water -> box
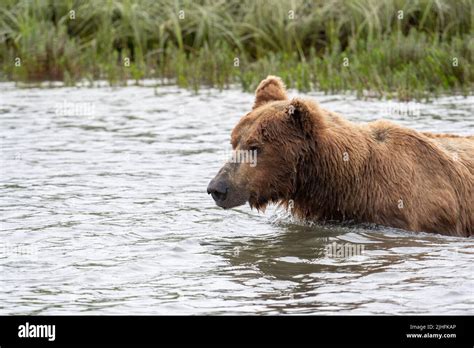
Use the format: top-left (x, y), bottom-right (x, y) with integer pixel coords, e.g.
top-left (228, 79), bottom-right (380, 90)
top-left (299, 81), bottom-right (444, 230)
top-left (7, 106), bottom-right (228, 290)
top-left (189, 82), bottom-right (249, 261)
top-left (1, 82), bottom-right (473, 315)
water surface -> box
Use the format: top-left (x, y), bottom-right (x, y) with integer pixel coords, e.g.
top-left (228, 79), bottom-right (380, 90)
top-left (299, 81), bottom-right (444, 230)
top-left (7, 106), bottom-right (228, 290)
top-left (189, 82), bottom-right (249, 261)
top-left (1, 83), bottom-right (473, 314)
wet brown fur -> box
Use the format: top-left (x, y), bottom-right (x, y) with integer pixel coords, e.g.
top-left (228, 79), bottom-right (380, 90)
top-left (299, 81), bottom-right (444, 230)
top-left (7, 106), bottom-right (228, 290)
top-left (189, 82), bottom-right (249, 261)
top-left (225, 76), bottom-right (473, 237)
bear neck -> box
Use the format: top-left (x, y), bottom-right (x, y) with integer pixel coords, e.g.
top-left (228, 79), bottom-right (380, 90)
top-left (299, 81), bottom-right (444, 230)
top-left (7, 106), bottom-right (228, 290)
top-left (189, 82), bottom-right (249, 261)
top-left (291, 118), bottom-right (371, 222)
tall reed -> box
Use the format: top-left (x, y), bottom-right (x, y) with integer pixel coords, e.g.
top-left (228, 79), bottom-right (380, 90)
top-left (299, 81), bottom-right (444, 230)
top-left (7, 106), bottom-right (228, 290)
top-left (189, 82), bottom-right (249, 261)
top-left (0, 0), bottom-right (472, 98)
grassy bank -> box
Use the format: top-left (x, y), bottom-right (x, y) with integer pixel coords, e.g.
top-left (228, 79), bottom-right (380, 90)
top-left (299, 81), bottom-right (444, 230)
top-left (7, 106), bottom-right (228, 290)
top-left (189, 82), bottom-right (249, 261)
top-left (1, 0), bottom-right (473, 99)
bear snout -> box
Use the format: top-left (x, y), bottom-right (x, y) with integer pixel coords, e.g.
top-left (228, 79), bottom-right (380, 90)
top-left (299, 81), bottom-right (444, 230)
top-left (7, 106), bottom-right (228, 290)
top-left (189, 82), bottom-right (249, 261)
top-left (207, 178), bottom-right (229, 204)
top-left (207, 164), bottom-right (250, 209)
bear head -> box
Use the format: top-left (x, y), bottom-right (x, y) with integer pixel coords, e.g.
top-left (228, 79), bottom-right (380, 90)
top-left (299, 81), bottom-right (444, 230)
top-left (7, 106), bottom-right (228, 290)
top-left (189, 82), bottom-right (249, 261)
top-left (207, 76), bottom-right (326, 211)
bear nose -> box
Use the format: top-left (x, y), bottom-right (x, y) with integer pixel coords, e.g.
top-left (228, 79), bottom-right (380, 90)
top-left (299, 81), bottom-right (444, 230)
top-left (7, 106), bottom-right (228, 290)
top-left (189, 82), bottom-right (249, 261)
top-left (207, 179), bottom-right (228, 202)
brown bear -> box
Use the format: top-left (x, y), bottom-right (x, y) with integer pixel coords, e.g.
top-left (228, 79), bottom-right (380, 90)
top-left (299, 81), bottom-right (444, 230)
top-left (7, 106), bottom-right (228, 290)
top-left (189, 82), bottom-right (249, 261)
top-left (207, 76), bottom-right (473, 237)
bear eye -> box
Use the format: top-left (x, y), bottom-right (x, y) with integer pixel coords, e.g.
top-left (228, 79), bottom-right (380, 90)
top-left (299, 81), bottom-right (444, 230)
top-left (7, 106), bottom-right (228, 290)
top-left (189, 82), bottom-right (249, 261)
top-left (248, 144), bottom-right (261, 153)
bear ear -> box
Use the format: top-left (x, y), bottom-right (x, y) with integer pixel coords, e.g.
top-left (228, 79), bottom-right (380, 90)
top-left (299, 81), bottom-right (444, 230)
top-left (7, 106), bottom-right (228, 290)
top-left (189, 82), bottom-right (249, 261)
top-left (253, 75), bottom-right (288, 109)
top-left (286, 98), bottom-right (318, 135)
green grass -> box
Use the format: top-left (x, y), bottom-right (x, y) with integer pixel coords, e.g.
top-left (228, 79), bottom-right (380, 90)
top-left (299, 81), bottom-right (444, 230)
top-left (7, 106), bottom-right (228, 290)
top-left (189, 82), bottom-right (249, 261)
top-left (0, 0), bottom-right (472, 99)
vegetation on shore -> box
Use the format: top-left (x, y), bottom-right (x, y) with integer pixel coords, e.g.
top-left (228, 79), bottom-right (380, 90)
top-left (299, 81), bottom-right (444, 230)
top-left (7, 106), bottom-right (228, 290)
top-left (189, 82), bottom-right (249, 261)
top-left (1, 0), bottom-right (472, 99)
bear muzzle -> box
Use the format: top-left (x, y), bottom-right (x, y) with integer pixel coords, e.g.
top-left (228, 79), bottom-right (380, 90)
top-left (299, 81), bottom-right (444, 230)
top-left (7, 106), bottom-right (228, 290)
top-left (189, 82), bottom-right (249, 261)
top-left (207, 165), bottom-right (249, 209)
top-left (207, 178), bottom-right (228, 204)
